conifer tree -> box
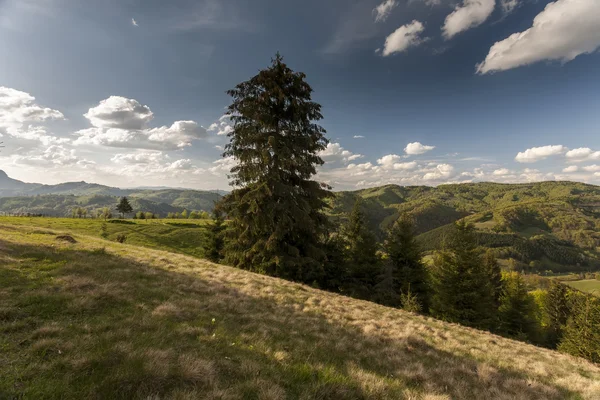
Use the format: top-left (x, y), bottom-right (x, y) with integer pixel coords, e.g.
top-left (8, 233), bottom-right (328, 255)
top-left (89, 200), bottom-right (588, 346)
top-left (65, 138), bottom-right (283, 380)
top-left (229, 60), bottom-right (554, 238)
top-left (344, 199), bottom-right (380, 299)
top-left (498, 271), bottom-right (539, 341)
top-left (116, 197), bottom-right (133, 218)
top-left (220, 53), bottom-right (330, 283)
top-left (205, 206), bottom-right (225, 263)
top-left (558, 292), bottom-right (600, 363)
top-left (545, 281), bottom-right (571, 347)
top-left (430, 220), bottom-right (495, 329)
top-left (383, 215), bottom-right (429, 311)
top-left (484, 249), bottom-right (502, 309)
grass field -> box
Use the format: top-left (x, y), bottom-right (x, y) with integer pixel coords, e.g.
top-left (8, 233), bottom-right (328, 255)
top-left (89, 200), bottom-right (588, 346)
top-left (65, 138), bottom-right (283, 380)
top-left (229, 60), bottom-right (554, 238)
top-left (0, 217), bottom-right (209, 258)
top-left (1, 222), bottom-right (599, 399)
top-left (565, 279), bottom-right (600, 296)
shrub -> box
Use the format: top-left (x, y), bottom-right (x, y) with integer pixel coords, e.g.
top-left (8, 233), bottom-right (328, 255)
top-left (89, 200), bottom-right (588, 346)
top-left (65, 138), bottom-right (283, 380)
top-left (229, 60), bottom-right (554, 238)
top-left (115, 234), bottom-right (127, 244)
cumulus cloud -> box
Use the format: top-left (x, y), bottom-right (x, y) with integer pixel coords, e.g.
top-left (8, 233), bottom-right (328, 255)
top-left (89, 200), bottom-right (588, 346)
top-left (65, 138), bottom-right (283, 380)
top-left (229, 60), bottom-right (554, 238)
top-left (476, 0), bottom-right (600, 74)
top-left (319, 142), bottom-right (363, 163)
top-left (492, 168), bottom-right (511, 176)
top-left (514, 145), bottom-right (566, 163)
top-left (377, 154), bottom-right (418, 170)
top-left (373, 0), bottom-right (398, 22)
top-left (12, 145), bottom-right (83, 167)
top-left (74, 96), bottom-right (206, 150)
top-left (381, 20), bottom-right (425, 56)
top-left (423, 163), bottom-right (454, 180)
top-left (442, 0), bottom-right (495, 40)
top-left (0, 86), bottom-right (65, 143)
top-left (563, 165), bottom-right (579, 173)
top-left (582, 165), bottom-right (600, 172)
top-left (207, 115), bottom-right (233, 136)
top-left (565, 147), bottom-right (600, 162)
top-left (404, 141), bottom-right (435, 155)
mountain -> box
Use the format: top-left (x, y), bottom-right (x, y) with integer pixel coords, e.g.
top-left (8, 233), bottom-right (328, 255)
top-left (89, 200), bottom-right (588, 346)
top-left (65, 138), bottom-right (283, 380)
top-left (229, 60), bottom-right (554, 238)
top-left (329, 181), bottom-right (600, 273)
top-left (1, 224), bottom-right (598, 398)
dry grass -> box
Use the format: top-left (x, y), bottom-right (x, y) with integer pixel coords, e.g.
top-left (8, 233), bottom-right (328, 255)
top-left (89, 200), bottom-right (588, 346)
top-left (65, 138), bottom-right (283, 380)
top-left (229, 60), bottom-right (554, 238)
top-left (0, 222), bottom-right (599, 399)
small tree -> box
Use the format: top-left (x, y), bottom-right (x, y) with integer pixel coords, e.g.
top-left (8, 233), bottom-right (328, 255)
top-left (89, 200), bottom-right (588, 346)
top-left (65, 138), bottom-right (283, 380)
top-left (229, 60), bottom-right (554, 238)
top-left (545, 281), bottom-right (570, 347)
top-left (383, 215), bottom-right (429, 312)
top-left (99, 207), bottom-right (112, 221)
top-left (116, 197), bottom-right (133, 218)
top-left (145, 212), bottom-right (154, 220)
top-left (344, 199), bottom-right (381, 300)
top-left (136, 211), bottom-right (145, 220)
top-left (498, 271), bottom-right (539, 341)
top-left (558, 292), bottom-right (600, 363)
top-left (181, 209), bottom-right (188, 219)
top-left (205, 206), bottom-right (225, 263)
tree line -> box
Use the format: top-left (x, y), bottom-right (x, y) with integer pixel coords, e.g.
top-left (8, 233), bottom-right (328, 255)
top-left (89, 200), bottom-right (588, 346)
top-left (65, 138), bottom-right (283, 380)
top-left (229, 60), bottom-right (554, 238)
top-left (202, 54), bottom-right (599, 364)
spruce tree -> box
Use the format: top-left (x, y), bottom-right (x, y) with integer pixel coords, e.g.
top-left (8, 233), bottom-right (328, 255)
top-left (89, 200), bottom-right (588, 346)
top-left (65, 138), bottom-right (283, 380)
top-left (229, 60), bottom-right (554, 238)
top-left (383, 215), bottom-right (429, 312)
top-left (430, 220), bottom-right (495, 329)
top-left (545, 281), bottom-right (571, 347)
top-left (498, 271), bottom-right (539, 341)
top-left (344, 199), bottom-right (380, 300)
top-left (220, 54), bottom-right (330, 284)
top-left (558, 292), bottom-right (600, 363)
top-left (116, 197), bottom-right (133, 218)
top-left (205, 206), bottom-right (225, 263)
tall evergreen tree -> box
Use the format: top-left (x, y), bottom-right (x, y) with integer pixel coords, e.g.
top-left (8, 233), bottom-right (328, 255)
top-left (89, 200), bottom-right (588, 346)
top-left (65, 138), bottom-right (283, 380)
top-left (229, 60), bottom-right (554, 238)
top-left (220, 54), bottom-right (331, 284)
top-left (498, 271), bottom-right (539, 341)
top-left (545, 280), bottom-right (571, 347)
top-left (383, 215), bottom-right (429, 312)
top-left (116, 197), bottom-right (133, 218)
top-left (430, 220), bottom-right (495, 329)
top-left (344, 199), bottom-right (380, 300)
top-left (558, 292), bottom-right (600, 363)
top-left (205, 206), bottom-right (226, 263)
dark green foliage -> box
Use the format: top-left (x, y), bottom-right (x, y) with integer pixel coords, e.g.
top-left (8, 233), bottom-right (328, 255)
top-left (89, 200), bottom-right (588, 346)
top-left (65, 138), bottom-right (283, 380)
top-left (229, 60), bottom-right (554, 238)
top-left (498, 272), bottom-right (540, 341)
top-left (115, 233), bottom-right (127, 243)
top-left (430, 221), bottom-right (495, 330)
top-left (320, 231), bottom-right (349, 292)
top-left (100, 223), bottom-right (109, 239)
top-left (220, 54), bottom-right (331, 284)
top-left (116, 197), bottom-right (133, 218)
top-left (382, 215), bottom-right (428, 311)
top-left (343, 199), bottom-right (381, 299)
top-left (545, 281), bottom-right (571, 347)
top-left (558, 292), bottom-right (600, 363)
top-left (484, 250), bottom-right (503, 309)
top-left (205, 206), bottom-right (225, 263)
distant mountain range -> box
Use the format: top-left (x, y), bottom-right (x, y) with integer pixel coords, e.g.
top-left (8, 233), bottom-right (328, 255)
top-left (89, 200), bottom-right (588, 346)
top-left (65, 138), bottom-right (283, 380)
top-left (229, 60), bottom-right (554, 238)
top-left (0, 170), bottom-right (225, 216)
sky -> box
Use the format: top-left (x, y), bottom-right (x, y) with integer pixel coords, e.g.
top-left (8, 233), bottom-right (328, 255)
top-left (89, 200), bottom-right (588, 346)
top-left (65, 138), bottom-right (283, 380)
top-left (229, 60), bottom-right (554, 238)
top-left (1, 0), bottom-right (600, 191)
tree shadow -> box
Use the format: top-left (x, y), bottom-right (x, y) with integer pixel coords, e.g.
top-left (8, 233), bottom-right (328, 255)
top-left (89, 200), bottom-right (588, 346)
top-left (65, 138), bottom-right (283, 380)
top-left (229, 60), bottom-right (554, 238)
top-left (0, 238), bottom-right (593, 399)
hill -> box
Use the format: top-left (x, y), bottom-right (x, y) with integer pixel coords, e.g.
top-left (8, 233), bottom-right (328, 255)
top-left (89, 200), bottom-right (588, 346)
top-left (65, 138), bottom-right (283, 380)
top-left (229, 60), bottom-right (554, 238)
top-left (329, 181), bottom-right (600, 273)
top-left (0, 222), bottom-right (599, 399)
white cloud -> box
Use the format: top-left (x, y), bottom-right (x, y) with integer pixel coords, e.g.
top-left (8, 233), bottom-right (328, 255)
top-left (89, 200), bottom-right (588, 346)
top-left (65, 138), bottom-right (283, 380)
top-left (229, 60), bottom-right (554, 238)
top-left (377, 154), bottom-right (418, 170)
top-left (111, 151), bottom-right (167, 164)
top-left (476, 0), bottom-right (600, 74)
top-left (207, 114), bottom-right (233, 136)
top-left (500, 0), bottom-right (519, 14)
top-left (373, 0), bottom-right (398, 22)
top-left (131, 18), bottom-right (138, 27)
top-left (353, 135), bottom-right (365, 139)
top-left (74, 96), bottom-right (206, 150)
top-left (0, 86), bottom-right (65, 144)
top-left (382, 20), bottom-right (425, 56)
top-left (565, 147), bottom-right (600, 162)
top-left (423, 163), bottom-right (455, 180)
top-left (582, 164), bottom-right (600, 172)
top-left (319, 142), bottom-right (363, 163)
top-left (514, 145), bottom-right (566, 163)
top-left (563, 165), bottom-right (579, 173)
top-left (12, 145), bottom-right (82, 166)
top-left (442, 0), bottom-right (495, 40)
top-left (209, 156), bottom-right (237, 174)
top-left (404, 141), bottom-right (435, 155)
top-left (492, 168), bottom-right (511, 176)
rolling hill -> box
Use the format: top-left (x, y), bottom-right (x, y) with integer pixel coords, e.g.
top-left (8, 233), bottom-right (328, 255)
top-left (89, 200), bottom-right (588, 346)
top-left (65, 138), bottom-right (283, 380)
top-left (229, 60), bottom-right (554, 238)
top-left (0, 222), bottom-right (599, 399)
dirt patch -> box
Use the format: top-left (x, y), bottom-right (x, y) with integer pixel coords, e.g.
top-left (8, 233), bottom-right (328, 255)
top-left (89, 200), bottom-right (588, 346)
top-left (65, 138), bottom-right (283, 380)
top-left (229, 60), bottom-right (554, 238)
top-left (55, 235), bottom-right (77, 244)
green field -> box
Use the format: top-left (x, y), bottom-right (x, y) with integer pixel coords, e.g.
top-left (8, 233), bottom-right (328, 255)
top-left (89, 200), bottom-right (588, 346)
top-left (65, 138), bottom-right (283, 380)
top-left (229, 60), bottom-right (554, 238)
top-left (0, 217), bottom-right (210, 258)
top-left (565, 279), bottom-right (600, 296)
top-left (1, 222), bottom-right (599, 399)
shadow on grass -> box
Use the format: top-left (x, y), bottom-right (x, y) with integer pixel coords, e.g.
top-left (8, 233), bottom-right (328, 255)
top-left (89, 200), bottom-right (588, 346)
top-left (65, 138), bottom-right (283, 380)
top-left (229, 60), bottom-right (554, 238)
top-left (0, 238), bottom-right (585, 400)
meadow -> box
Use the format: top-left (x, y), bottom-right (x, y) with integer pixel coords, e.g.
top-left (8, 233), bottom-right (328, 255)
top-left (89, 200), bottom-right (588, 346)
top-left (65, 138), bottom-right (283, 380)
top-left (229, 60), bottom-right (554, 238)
top-left (1, 219), bottom-right (599, 399)
top-left (565, 279), bottom-right (600, 296)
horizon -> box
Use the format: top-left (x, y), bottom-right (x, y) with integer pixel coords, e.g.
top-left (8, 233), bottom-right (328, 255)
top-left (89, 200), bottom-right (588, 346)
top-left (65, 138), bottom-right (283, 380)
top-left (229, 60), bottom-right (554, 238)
top-left (1, 0), bottom-right (600, 191)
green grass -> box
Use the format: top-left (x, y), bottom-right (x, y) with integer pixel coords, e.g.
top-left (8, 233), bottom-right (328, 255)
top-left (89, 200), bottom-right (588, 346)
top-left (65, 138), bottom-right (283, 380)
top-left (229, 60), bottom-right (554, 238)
top-left (0, 217), bottom-right (210, 258)
top-left (565, 279), bottom-right (600, 296)
top-left (0, 223), bottom-right (599, 399)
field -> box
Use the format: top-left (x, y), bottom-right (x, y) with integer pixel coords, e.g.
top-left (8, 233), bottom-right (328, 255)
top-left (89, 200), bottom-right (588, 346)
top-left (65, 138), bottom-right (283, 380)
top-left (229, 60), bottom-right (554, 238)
top-left (565, 279), bottom-right (600, 296)
top-left (0, 217), bottom-right (210, 258)
top-left (1, 220), bottom-right (600, 399)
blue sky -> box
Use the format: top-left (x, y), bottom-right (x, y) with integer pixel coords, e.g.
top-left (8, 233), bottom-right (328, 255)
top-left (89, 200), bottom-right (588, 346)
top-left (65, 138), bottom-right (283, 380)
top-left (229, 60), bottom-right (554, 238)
top-left (1, 0), bottom-right (599, 190)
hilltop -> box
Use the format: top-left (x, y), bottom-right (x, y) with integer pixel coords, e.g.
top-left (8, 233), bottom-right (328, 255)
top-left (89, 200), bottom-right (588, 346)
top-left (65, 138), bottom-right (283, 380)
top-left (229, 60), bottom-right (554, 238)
top-left (0, 222), bottom-right (599, 399)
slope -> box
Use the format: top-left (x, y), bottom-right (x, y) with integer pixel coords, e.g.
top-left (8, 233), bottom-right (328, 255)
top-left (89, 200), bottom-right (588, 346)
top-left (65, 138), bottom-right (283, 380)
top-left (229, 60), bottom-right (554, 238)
top-left (0, 223), bottom-right (599, 399)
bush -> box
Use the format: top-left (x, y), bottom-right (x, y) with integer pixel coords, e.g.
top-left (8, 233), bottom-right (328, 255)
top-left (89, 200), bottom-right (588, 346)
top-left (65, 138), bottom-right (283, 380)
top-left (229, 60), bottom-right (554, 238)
top-left (115, 234), bottom-right (127, 243)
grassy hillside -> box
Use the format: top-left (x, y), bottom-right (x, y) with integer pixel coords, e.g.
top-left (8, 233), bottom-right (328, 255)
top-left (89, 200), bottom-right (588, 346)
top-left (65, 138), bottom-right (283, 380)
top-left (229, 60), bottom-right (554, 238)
top-left (0, 217), bottom-right (210, 258)
top-left (330, 181), bottom-right (600, 273)
top-left (1, 223), bottom-right (599, 399)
